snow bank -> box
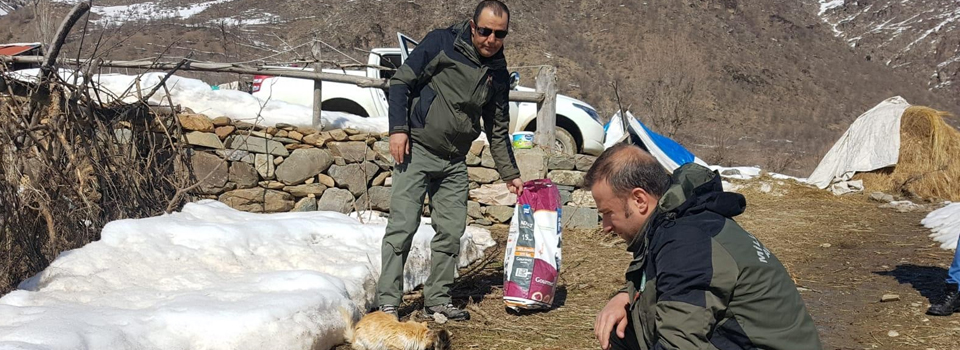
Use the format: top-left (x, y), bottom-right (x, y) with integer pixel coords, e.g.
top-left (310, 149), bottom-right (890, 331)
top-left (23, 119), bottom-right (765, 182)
top-left (8, 69), bottom-right (386, 133)
top-left (324, 111), bottom-right (388, 133)
top-left (769, 172), bottom-right (808, 183)
top-left (0, 201), bottom-right (495, 350)
top-left (708, 165), bottom-right (763, 180)
top-left (925, 202), bottom-right (960, 250)
top-left (707, 165), bottom-right (808, 184)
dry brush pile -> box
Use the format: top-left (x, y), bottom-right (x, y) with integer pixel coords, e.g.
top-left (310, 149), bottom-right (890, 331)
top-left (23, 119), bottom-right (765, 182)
top-left (0, 58), bottom-right (200, 294)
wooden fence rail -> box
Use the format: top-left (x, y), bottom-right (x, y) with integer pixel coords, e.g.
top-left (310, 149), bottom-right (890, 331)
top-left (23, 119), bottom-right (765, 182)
top-left (1, 55), bottom-right (558, 152)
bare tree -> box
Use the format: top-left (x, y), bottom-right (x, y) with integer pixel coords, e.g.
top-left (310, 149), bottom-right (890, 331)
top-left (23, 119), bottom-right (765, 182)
top-left (630, 32), bottom-right (712, 138)
top-left (31, 0), bottom-right (59, 48)
top-left (707, 127), bottom-right (732, 165)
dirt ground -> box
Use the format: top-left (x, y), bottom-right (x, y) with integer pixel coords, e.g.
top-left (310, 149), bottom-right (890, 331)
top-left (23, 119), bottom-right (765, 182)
top-left (347, 178), bottom-right (960, 350)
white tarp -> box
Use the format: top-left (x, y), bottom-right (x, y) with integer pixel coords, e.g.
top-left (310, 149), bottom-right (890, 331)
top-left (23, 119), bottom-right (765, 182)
top-left (0, 201), bottom-right (495, 350)
top-left (808, 96), bottom-right (911, 189)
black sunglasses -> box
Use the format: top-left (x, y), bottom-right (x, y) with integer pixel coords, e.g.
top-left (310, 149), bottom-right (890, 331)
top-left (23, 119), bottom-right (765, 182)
top-left (475, 26), bottom-right (508, 39)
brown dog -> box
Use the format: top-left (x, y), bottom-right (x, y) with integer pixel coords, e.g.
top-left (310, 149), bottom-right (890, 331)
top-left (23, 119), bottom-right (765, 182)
top-left (344, 310), bottom-right (450, 350)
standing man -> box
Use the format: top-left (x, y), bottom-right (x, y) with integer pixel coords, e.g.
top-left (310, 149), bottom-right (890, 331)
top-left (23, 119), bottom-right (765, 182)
top-left (587, 144), bottom-right (822, 349)
top-left (377, 0), bottom-right (523, 321)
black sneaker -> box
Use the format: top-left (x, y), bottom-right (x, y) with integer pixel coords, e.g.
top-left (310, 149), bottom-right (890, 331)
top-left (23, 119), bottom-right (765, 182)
top-left (378, 304), bottom-right (399, 319)
top-left (927, 283), bottom-right (960, 316)
top-left (421, 303), bottom-right (470, 321)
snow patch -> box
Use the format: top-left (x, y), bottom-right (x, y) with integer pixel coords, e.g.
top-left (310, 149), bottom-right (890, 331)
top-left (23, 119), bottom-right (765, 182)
top-left (709, 165), bottom-right (763, 180)
top-left (770, 172), bottom-right (808, 183)
top-left (211, 12), bottom-right (282, 26)
top-left (925, 202), bottom-right (960, 250)
top-left (938, 55), bottom-right (960, 68)
top-left (8, 69), bottom-right (385, 132)
top-left (0, 200), bottom-right (495, 349)
top-left (819, 0), bottom-right (844, 15)
top-left (55, 0), bottom-right (236, 25)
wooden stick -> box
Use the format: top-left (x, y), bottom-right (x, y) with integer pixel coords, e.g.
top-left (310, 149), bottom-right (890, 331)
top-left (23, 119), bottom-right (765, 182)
top-left (41, 2), bottom-right (91, 75)
top-left (142, 57), bottom-right (190, 101)
top-left (22, 2), bottom-right (90, 150)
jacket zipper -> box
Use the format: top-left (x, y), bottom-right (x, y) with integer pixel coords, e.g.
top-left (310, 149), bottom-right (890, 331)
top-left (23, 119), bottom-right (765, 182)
top-left (451, 66), bottom-right (489, 156)
top-left (475, 66), bottom-right (490, 105)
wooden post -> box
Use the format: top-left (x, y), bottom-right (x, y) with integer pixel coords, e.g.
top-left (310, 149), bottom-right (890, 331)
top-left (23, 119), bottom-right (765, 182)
top-left (534, 66), bottom-right (557, 153)
top-left (312, 79), bottom-right (322, 128)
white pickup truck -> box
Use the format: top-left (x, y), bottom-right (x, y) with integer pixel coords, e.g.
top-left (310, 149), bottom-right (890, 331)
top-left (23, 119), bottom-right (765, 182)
top-left (252, 34), bottom-right (604, 156)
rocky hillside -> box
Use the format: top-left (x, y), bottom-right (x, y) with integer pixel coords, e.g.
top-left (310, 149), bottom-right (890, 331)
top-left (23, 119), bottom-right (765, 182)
top-left (1, 0), bottom-right (957, 175)
top-left (816, 0), bottom-right (959, 101)
top-left (0, 1), bottom-right (25, 16)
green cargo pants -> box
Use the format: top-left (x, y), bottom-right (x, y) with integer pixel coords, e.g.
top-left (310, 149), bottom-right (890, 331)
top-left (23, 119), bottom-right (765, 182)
top-left (377, 142), bottom-right (469, 308)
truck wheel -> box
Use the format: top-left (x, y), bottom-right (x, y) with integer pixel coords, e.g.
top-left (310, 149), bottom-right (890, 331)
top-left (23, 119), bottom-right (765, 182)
top-left (323, 99), bottom-right (369, 118)
top-left (554, 127), bottom-right (577, 156)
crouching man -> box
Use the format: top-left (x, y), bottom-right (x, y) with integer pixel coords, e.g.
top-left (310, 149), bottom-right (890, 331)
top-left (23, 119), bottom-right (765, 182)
top-left (587, 144), bottom-right (822, 350)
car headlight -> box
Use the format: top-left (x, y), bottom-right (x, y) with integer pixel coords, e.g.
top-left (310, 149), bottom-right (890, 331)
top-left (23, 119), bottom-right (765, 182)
top-left (573, 103), bottom-right (602, 124)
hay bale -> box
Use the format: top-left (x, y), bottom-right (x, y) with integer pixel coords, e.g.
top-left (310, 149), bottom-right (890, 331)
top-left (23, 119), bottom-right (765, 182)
top-left (855, 106), bottom-right (960, 201)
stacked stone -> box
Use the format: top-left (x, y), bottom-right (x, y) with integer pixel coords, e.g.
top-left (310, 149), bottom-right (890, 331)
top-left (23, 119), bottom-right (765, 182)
top-left (466, 144), bottom-right (599, 230)
top-left (175, 113), bottom-right (601, 230)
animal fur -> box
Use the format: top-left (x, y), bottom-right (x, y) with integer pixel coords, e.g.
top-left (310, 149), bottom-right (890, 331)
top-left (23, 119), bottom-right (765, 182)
top-left (343, 311), bottom-right (449, 350)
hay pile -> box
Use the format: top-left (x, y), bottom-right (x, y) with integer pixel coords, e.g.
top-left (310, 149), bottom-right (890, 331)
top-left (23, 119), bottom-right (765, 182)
top-left (855, 106), bottom-right (960, 201)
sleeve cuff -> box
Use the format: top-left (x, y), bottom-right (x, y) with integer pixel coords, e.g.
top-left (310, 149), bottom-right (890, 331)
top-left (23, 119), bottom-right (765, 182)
top-left (499, 168), bottom-right (521, 181)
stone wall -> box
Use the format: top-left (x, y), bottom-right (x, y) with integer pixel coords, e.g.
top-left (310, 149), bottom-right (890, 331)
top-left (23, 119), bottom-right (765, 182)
top-left (178, 113), bottom-right (600, 230)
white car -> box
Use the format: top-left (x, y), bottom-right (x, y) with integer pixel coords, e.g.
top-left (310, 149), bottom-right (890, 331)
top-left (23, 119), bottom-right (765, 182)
top-left (253, 34), bottom-right (604, 156)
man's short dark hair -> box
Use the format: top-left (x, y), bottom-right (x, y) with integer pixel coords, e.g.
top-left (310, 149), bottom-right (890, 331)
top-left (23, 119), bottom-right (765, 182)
top-left (473, 0), bottom-right (510, 23)
top-left (584, 144), bottom-right (671, 198)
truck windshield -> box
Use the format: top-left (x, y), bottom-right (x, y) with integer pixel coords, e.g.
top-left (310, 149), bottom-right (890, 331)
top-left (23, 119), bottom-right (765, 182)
top-left (380, 54), bottom-right (402, 81)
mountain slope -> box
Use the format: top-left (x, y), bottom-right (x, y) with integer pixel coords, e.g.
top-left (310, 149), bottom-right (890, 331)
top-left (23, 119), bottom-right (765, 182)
top-left (0, 0), bottom-right (957, 175)
top-left (0, 0), bottom-right (26, 16)
top-left (815, 0), bottom-right (960, 99)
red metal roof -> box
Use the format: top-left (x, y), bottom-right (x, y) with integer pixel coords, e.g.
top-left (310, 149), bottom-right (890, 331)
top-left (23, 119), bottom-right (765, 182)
top-left (0, 44), bottom-right (41, 56)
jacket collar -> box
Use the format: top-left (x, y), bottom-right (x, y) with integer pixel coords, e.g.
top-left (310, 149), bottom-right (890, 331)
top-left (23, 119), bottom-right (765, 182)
top-left (624, 163), bottom-right (745, 273)
top-left (626, 208), bottom-right (657, 254)
top-left (628, 163), bottom-right (719, 255)
top-left (625, 207), bottom-right (658, 274)
top-left (658, 163), bottom-right (746, 219)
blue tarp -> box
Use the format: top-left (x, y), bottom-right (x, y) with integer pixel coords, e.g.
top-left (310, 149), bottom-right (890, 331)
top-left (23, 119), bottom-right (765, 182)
top-left (603, 111), bottom-right (705, 171)
top-left (635, 121), bottom-right (697, 166)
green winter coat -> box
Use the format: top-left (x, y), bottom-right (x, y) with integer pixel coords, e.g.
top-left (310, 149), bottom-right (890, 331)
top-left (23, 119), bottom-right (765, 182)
top-left (388, 20), bottom-right (519, 180)
top-left (623, 163), bottom-right (822, 349)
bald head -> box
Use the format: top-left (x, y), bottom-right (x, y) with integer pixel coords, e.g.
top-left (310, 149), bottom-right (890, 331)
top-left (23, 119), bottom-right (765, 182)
top-left (584, 144), bottom-right (671, 199)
